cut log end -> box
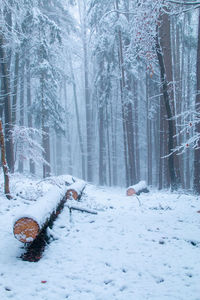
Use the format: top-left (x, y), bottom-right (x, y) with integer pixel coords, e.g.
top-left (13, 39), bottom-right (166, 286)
top-left (126, 188), bottom-right (136, 196)
top-left (66, 189), bottom-right (79, 200)
top-left (14, 217), bottom-right (39, 243)
top-left (127, 181), bottom-right (149, 196)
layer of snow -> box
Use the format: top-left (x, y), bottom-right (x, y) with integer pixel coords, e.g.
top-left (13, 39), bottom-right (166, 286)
top-left (67, 180), bottom-right (86, 194)
top-left (128, 180), bottom-right (147, 192)
top-left (0, 174), bottom-right (200, 299)
top-left (13, 185), bottom-right (68, 229)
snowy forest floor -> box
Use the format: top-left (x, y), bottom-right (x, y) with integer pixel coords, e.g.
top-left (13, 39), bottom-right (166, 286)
top-left (0, 174), bottom-right (200, 300)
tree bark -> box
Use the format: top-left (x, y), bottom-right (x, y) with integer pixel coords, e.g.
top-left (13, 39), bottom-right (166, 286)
top-left (0, 120), bottom-right (11, 199)
top-left (12, 51), bottom-right (19, 125)
top-left (159, 13), bottom-right (181, 189)
top-left (99, 104), bottom-right (107, 185)
top-left (156, 33), bottom-right (178, 190)
top-left (41, 75), bottom-right (51, 178)
top-left (193, 9), bottom-right (200, 194)
top-left (63, 78), bottom-right (73, 175)
top-left (26, 57), bottom-right (35, 174)
top-left (116, 13), bottom-right (129, 186)
top-left (18, 61), bottom-right (25, 173)
top-left (0, 32), bottom-right (14, 173)
top-left (78, 0), bottom-right (93, 182)
top-left (69, 54), bottom-right (86, 179)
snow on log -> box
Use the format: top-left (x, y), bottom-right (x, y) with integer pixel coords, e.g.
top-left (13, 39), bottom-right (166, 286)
top-left (126, 180), bottom-right (149, 196)
top-left (66, 180), bottom-right (86, 200)
top-left (13, 185), bottom-right (68, 243)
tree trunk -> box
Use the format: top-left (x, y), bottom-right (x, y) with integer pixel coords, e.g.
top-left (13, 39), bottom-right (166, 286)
top-left (134, 78), bottom-right (140, 182)
top-left (106, 102), bottom-right (112, 186)
top-left (63, 78), bottom-right (73, 175)
top-left (0, 32), bottom-right (14, 173)
top-left (193, 9), bottom-right (200, 194)
top-left (0, 120), bottom-right (11, 199)
top-left (42, 125), bottom-right (51, 178)
top-left (78, 0), bottom-right (93, 182)
top-left (117, 24), bottom-right (129, 186)
top-left (69, 54), bottom-right (86, 179)
top-left (26, 57), bottom-right (35, 174)
top-left (99, 104), bottom-right (106, 185)
top-left (111, 84), bottom-right (118, 186)
top-left (156, 33), bottom-right (178, 190)
top-left (18, 61), bottom-right (25, 173)
top-left (158, 94), bottom-right (164, 190)
top-left (12, 51), bottom-right (19, 125)
top-left (146, 73), bottom-right (152, 186)
top-left (41, 75), bottom-right (51, 178)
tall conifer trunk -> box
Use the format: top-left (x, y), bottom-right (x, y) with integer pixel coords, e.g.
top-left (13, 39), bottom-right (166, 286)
top-left (0, 32), bottom-right (14, 173)
top-left (194, 9), bottom-right (200, 194)
top-left (26, 57), bottom-right (35, 174)
top-left (156, 33), bottom-right (177, 190)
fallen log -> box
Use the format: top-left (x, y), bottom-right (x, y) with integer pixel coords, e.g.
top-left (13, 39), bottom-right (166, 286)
top-left (13, 185), bottom-right (68, 243)
top-left (66, 180), bottom-right (86, 200)
top-left (127, 180), bottom-right (149, 196)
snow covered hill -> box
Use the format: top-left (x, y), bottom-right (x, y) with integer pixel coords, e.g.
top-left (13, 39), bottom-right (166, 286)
top-left (0, 175), bottom-right (200, 300)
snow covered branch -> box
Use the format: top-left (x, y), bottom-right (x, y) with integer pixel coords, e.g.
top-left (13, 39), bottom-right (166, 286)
top-left (11, 125), bottom-right (50, 169)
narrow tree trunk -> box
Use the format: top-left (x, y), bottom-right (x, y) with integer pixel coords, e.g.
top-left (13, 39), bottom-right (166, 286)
top-left (26, 58), bottom-right (35, 174)
top-left (193, 9), bottom-right (200, 194)
top-left (69, 54), bottom-right (86, 179)
top-left (78, 0), bottom-right (93, 182)
top-left (185, 26), bottom-right (191, 190)
top-left (0, 32), bottom-right (14, 173)
top-left (63, 79), bottom-right (73, 175)
top-left (99, 104), bottom-right (106, 185)
top-left (146, 73), bottom-right (152, 186)
top-left (42, 125), bottom-right (51, 178)
top-left (134, 79), bottom-right (140, 182)
top-left (126, 99), bottom-right (136, 185)
top-left (12, 51), bottom-right (19, 125)
top-left (111, 84), bottom-right (118, 186)
top-left (56, 134), bottom-right (62, 175)
top-left (106, 102), bottom-right (112, 186)
top-left (158, 95), bottom-right (164, 190)
top-left (117, 26), bottom-right (129, 187)
top-left (18, 61), bottom-right (25, 173)
top-left (41, 75), bottom-right (51, 178)
top-left (0, 120), bottom-right (11, 199)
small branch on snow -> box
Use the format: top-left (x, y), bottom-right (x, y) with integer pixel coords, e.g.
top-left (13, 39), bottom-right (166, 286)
top-left (168, 0), bottom-right (200, 5)
top-left (66, 204), bottom-right (98, 215)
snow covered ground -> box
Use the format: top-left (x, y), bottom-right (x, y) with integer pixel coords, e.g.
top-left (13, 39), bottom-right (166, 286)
top-left (0, 174), bottom-right (200, 300)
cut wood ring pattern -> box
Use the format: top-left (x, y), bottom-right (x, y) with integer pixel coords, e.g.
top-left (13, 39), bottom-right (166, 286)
top-left (126, 188), bottom-right (136, 196)
top-left (66, 189), bottom-right (79, 200)
top-left (14, 217), bottom-right (40, 243)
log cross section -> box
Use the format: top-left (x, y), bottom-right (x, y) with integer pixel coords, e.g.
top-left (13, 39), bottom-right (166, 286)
top-left (14, 217), bottom-right (40, 243)
top-left (66, 181), bottom-right (86, 200)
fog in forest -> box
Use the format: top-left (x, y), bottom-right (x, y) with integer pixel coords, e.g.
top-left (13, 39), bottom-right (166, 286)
top-left (1, 0), bottom-right (200, 193)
